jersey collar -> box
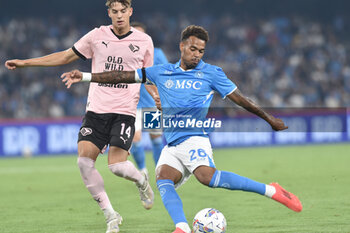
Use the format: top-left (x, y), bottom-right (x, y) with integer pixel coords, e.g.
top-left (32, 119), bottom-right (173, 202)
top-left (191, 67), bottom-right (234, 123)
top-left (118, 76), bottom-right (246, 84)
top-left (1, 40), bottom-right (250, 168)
top-left (110, 28), bottom-right (133, 40)
top-left (174, 60), bottom-right (205, 70)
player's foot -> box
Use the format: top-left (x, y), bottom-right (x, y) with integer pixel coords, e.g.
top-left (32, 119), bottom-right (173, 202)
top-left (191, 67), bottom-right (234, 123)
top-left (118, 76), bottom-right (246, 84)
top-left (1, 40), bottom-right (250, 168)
top-left (270, 183), bottom-right (303, 212)
top-left (136, 172), bottom-right (154, 210)
top-left (172, 227), bottom-right (189, 233)
top-left (106, 212), bottom-right (123, 233)
top-left (173, 223), bottom-right (191, 233)
top-left (141, 168), bottom-right (149, 180)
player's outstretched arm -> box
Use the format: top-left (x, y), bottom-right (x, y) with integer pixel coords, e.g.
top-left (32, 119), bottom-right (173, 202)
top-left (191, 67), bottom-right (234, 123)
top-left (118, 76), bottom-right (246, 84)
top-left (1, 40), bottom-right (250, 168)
top-left (5, 48), bottom-right (79, 70)
top-left (227, 89), bottom-right (288, 131)
top-left (61, 69), bottom-right (138, 89)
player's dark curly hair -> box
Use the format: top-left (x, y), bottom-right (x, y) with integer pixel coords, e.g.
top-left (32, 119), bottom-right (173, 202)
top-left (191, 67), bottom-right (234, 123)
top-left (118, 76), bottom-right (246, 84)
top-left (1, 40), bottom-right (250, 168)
top-left (181, 25), bottom-right (209, 43)
top-left (106, 0), bottom-right (132, 8)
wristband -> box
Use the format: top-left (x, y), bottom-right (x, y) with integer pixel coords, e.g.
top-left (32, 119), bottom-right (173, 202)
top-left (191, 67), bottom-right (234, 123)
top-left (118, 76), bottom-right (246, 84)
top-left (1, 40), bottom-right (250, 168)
top-left (135, 70), bottom-right (142, 83)
top-left (141, 67), bottom-right (147, 83)
top-left (82, 72), bottom-right (92, 82)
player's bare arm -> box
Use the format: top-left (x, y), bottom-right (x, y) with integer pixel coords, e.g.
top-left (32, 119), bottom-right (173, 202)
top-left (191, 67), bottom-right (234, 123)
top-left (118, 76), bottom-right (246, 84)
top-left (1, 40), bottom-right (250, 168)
top-left (61, 69), bottom-right (137, 88)
top-left (145, 85), bottom-right (162, 110)
top-left (227, 89), bottom-right (288, 131)
top-left (5, 48), bottom-right (79, 70)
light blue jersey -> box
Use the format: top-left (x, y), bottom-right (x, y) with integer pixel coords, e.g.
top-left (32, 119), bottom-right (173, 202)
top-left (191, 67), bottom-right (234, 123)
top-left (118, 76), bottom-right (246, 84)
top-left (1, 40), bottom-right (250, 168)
top-left (137, 48), bottom-right (168, 108)
top-left (137, 60), bottom-right (237, 146)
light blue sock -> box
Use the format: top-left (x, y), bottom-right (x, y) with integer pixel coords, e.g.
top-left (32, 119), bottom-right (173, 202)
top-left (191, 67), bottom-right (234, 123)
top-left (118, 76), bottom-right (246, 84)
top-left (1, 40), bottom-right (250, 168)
top-left (209, 170), bottom-right (266, 195)
top-left (157, 179), bottom-right (187, 225)
top-left (130, 141), bottom-right (146, 170)
top-left (151, 137), bottom-right (163, 165)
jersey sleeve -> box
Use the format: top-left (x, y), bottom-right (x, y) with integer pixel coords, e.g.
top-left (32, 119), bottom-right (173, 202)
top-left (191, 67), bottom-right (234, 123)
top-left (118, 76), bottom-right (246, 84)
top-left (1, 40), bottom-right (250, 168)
top-left (143, 38), bottom-right (154, 68)
top-left (136, 65), bottom-right (161, 85)
top-left (211, 67), bottom-right (237, 99)
top-left (72, 28), bottom-right (96, 60)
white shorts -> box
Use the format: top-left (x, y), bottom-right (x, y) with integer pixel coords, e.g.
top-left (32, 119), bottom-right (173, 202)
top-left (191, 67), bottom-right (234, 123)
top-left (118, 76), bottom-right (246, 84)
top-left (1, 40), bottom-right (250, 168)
top-left (156, 136), bottom-right (215, 189)
top-left (135, 108), bottom-right (162, 135)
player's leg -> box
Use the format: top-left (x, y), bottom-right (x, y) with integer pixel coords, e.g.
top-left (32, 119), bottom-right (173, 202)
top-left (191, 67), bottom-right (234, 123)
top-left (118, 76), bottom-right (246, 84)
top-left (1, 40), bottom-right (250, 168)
top-left (194, 165), bottom-right (302, 212)
top-left (108, 146), bottom-right (144, 182)
top-left (156, 146), bottom-right (192, 233)
top-left (194, 166), bottom-right (267, 194)
top-left (77, 112), bottom-right (122, 233)
top-left (108, 114), bottom-right (154, 209)
top-left (150, 133), bottom-right (163, 165)
top-left (183, 136), bottom-right (266, 193)
top-left (130, 130), bottom-right (147, 172)
top-left (130, 108), bottom-right (148, 175)
top-left (108, 146), bottom-right (154, 209)
top-left (77, 141), bottom-right (111, 209)
top-left (77, 142), bottom-right (122, 233)
top-left (182, 136), bottom-right (302, 212)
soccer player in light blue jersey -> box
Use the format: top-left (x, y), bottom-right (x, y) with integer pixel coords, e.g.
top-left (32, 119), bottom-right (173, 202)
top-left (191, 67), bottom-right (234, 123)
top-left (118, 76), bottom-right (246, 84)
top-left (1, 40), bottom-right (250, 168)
top-left (62, 25), bottom-right (303, 233)
top-left (130, 22), bottom-right (168, 177)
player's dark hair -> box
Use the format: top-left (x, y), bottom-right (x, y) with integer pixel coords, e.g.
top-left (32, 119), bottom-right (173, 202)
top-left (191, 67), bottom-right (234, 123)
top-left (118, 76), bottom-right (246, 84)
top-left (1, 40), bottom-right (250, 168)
top-left (131, 22), bottom-right (147, 32)
top-left (106, 0), bottom-right (132, 8)
top-left (181, 25), bottom-right (209, 43)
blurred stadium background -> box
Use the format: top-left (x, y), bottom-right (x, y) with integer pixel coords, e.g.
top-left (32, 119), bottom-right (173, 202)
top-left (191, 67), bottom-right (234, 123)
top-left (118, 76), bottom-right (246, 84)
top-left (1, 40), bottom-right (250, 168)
top-left (0, 0), bottom-right (349, 156)
top-left (1, 1), bottom-right (350, 233)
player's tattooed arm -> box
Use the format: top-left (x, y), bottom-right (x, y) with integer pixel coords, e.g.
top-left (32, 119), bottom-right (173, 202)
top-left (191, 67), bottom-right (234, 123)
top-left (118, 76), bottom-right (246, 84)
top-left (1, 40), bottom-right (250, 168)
top-left (61, 69), bottom-right (136, 89)
top-left (91, 70), bottom-right (136, 83)
top-left (227, 89), bottom-right (288, 131)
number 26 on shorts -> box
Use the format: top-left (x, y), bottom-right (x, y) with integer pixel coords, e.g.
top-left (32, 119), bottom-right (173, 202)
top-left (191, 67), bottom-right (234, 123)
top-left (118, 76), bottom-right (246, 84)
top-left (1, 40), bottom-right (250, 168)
top-left (189, 149), bottom-right (208, 161)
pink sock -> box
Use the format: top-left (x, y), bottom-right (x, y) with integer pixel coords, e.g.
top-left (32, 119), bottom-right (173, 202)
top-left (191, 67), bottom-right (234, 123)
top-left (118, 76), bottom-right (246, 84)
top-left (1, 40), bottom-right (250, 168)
top-left (77, 157), bottom-right (111, 209)
top-left (109, 161), bottom-right (144, 185)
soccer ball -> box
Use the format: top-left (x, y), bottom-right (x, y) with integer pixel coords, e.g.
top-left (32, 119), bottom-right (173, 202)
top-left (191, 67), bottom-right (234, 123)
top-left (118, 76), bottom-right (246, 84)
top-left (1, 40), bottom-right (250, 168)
top-left (192, 208), bottom-right (227, 233)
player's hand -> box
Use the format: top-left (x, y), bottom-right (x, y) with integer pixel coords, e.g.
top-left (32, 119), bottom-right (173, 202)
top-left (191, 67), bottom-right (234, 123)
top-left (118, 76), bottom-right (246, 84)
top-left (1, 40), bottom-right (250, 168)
top-left (61, 69), bottom-right (83, 89)
top-left (270, 117), bottom-right (288, 131)
top-left (5, 59), bottom-right (24, 70)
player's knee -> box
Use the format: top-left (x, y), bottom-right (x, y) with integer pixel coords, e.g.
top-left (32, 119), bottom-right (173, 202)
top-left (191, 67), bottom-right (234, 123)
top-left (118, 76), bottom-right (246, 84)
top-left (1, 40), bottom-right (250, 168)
top-left (194, 166), bottom-right (216, 186)
top-left (156, 172), bottom-right (169, 181)
top-left (77, 157), bottom-right (95, 176)
top-left (77, 141), bottom-right (100, 160)
top-left (196, 174), bottom-right (212, 186)
top-left (156, 165), bottom-right (182, 184)
top-left (155, 168), bottom-right (167, 180)
top-left (108, 161), bottom-right (129, 178)
top-left (78, 148), bottom-right (90, 159)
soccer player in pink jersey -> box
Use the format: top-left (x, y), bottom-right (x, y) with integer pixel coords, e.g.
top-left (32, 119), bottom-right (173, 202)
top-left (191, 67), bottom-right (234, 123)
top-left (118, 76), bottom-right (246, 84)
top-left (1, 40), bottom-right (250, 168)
top-left (5, 1), bottom-right (154, 232)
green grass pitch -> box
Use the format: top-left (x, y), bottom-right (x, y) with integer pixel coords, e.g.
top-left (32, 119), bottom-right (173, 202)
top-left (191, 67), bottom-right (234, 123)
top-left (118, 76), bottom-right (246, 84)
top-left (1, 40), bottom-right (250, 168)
top-left (1, 144), bottom-right (350, 233)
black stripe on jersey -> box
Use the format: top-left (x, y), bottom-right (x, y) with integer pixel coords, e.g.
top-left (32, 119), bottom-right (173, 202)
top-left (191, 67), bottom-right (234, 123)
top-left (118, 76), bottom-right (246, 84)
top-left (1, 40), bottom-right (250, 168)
top-left (110, 29), bottom-right (133, 40)
top-left (72, 46), bottom-right (87, 61)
